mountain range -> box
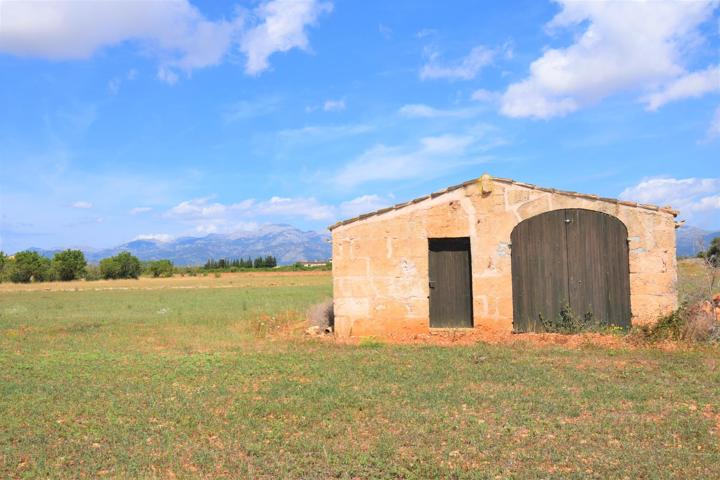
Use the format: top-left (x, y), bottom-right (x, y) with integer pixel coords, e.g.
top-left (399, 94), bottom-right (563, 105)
top-left (28, 224), bottom-right (331, 266)
top-left (676, 225), bottom-right (720, 257)
top-left (22, 223), bottom-right (720, 265)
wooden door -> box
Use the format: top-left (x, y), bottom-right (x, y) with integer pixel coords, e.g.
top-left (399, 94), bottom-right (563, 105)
top-left (428, 238), bottom-right (473, 328)
top-left (511, 209), bottom-right (631, 332)
top-left (510, 210), bottom-right (569, 332)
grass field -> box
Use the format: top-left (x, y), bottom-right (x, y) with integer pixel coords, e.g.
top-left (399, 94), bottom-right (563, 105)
top-left (1, 267), bottom-right (719, 478)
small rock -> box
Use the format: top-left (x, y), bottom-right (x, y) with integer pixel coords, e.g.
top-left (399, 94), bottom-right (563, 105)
top-left (305, 325), bottom-right (320, 336)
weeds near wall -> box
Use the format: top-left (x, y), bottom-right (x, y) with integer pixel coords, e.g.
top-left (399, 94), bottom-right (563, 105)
top-left (632, 302), bottom-right (719, 343)
top-left (539, 302), bottom-right (599, 334)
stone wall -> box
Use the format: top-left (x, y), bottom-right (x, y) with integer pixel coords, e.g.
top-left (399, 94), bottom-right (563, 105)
top-left (331, 179), bottom-right (678, 337)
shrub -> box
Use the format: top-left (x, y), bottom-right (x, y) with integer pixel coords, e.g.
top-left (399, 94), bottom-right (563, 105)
top-left (147, 259), bottom-right (174, 278)
top-left (100, 252), bottom-right (141, 279)
top-left (10, 251), bottom-right (51, 283)
top-left (52, 249), bottom-right (87, 281)
top-left (632, 302), bottom-right (719, 343)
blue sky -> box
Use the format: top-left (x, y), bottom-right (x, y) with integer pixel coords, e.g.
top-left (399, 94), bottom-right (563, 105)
top-left (1, 0), bottom-right (719, 253)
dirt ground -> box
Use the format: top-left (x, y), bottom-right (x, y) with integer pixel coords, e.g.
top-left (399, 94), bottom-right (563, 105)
top-left (331, 327), bottom-right (630, 348)
top-left (0, 270), bottom-right (330, 293)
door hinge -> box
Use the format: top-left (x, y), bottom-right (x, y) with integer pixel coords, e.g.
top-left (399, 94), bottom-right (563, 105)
top-left (429, 281), bottom-right (436, 289)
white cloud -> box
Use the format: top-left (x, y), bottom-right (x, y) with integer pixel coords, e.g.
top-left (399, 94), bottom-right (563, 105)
top-left (620, 177), bottom-right (720, 226)
top-left (501, 0), bottom-right (718, 119)
top-left (398, 103), bottom-right (478, 118)
top-left (256, 196), bottom-right (334, 220)
top-left (163, 192), bottom-right (396, 230)
top-left (72, 201), bottom-right (92, 209)
top-left (0, 0), bottom-right (242, 81)
top-left (224, 96), bottom-right (281, 122)
top-left (470, 89), bottom-right (498, 103)
top-left (643, 65), bottom-right (720, 111)
top-left (420, 45), bottom-right (494, 81)
top-left (0, 0), bottom-right (332, 81)
top-left (107, 69), bottom-right (139, 95)
top-left (107, 78), bottom-right (121, 95)
top-left (276, 124), bottom-right (373, 144)
top-left (706, 105), bottom-right (720, 141)
top-left (134, 233), bottom-right (173, 243)
top-left (166, 195), bottom-right (332, 224)
top-left (339, 194), bottom-right (392, 217)
top-left (333, 133), bottom-right (486, 187)
top-left (323, 99), bottom-right (345, 112)
top-left (240, 0), bottom-right (333, 75)
top-left (157, 67), bottom-right (180, 85)
top-left (130, 207), bottom-right (152, 215)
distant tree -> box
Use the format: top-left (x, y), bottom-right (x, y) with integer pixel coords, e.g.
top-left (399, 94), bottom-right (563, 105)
top-left (148, 259), bottom-right (174, 278)
top-left (253, 256), bottom-right (263, 268)
top-left (11, 251), bottom-right (51, 283)
top-left (99, 257), bottom-right (120, 279)
top-left (0, 251), bottom-right (7, 280)
top-left (52, 249), bottom-right (87, 281)
top-left (100, 251), bottom-right (141, 279)
top-left (264, 255), bottom-right (277, 268)
top-left (707, 237), bottom-right (719, 267)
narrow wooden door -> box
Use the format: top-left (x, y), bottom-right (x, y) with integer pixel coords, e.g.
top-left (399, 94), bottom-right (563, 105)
top-left (428, 238), bottom-right (473, 328)
top-left (511, 209), bottom-right (631, 332)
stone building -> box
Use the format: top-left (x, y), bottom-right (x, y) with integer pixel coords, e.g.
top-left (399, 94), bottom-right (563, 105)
top-left (329, 175), bottom-right (678, 337)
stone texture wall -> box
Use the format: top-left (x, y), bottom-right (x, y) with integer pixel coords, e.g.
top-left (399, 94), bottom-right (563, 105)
top-left (331, 179), bottom-right (678, 337)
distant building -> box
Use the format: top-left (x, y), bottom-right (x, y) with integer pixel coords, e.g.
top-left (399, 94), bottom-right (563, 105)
top-left (300, 260), bottom-right (329, 268)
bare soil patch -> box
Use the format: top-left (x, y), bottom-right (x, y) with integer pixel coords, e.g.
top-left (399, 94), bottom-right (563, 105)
top-left (0, 270), bottom-right (330, 293)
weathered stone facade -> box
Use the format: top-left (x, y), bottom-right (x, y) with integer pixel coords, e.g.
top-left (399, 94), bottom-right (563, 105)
top-left (330, 177), bottom-right (678, 337)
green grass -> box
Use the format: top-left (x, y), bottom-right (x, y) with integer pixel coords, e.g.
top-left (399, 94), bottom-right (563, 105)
top-left (2, 273), bottom-right (720, 478)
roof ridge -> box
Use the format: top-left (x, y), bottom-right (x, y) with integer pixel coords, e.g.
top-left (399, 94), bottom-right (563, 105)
top-left (328, 176), bottom-right (678, 230)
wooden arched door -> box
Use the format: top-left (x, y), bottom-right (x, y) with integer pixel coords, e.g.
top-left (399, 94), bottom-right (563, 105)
top-left (510, 209), bottom-right (631, 332)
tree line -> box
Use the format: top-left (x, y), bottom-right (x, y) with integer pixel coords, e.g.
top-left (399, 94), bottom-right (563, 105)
top-left (0, 250), bottom-right (174, 283)
top-left (203, 256), bottom-right (277, 270)
top-left (0, 250), bottom-right (286, 283)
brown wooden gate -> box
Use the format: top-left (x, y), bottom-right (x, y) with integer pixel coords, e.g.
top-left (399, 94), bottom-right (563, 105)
top-left (428, 238), bottom-right (473, 328)
top-left (511, 209), bottom-right (631, 332)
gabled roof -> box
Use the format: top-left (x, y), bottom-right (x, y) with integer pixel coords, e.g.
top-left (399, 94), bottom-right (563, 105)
top-left (328, 176), bottom-right (678, 230)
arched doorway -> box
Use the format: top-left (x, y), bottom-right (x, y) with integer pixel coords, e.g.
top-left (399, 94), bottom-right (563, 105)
top-left (510, 209), bottom-right (631, 332)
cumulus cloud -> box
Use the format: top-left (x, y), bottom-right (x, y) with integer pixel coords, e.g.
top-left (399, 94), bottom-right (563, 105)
top-left (162, 192), bottom-right (391, 232)
top-left (71, 201), bottom-right (92, 209)
top-left (333, 133), bottom-right (485, 187)
top-left (338, 194), bottom-right (392, 217)
top-left (420, 45), bottom-right (495, 81)
top-left (323, 99), bottom-right (345, 112)
top-left (470, 89), bottom-right (499, 103)
top-left (706, 105), bottom-right (720, 141)
top-left (240, 0), bottom-right (333, 75)
top-left (224, 96), bottom-right (282, 122)
top-left (398, 103), bottom-right (479, 118)
top-left (134, 233), bottom-right (173, 242)
top-left (620, 177), bottom-right (720, 226)
top-left (500, 0), bottom-right (718, 119)
top-left (129, 207), bottom-right (152, 215)
top-left (277, 123), bottom-right (372, 142)
top-left (0, 0), bottom-right (332, 81)
top-left (166, 195), bottom-right (331, 223)
top-left (643, 65), bottom-right (720, 111)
